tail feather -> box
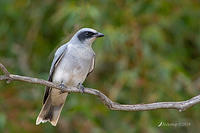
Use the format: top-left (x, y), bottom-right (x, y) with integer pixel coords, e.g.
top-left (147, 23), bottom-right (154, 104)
top-left (36, 92), bottom-right (67, 126)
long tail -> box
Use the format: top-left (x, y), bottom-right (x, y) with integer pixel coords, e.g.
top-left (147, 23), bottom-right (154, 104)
top-left (36, 90), bottom-right (68, 126)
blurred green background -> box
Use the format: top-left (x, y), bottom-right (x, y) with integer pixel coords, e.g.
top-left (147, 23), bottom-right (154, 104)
top-left (0, 0), bottom-right (200, 132)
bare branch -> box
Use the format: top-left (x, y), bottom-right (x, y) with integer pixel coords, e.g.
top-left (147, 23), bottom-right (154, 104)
top-left (0, 63), bottom-right (200, 111)
top-left (0, 63), bottom-right (12, 83)
top-left (0, 63), bottom-right (10, 76)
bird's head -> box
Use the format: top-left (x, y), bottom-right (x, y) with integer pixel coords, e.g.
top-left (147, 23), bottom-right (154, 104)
top-left (70, 28), bottom-right (104, 46)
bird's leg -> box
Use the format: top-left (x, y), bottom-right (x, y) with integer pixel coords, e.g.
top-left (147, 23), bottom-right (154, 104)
top-left (59, 81), bottom-right (67, 94)
top-left (77, 83), bottom-right (85, 93)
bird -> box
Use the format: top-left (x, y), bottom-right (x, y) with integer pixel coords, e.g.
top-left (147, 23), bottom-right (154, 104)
top-left (36, 28), bottom-right (104, 126)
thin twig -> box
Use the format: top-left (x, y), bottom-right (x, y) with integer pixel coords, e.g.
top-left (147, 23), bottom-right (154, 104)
top-left (0, 63), bottom-right (200, 111)
top-left (0, 63), bottom-right (10, 77)
top-left (0, 63), bottom-right (12, 83)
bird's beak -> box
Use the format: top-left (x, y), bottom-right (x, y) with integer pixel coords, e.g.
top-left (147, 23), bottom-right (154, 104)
top-left (95, 32), bottom-right (104, 38)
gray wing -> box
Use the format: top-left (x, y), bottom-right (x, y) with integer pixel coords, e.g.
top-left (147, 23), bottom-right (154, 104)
top-left (87, 54), bottom-right (95, 77)
top-left (43, 44), bottom-right (68, 104)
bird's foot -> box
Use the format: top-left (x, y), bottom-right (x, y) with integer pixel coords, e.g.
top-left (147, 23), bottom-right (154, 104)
top-left (59, 82), bottom-right (67, 94)
top-left (77, 83), bottom-right (85, 93)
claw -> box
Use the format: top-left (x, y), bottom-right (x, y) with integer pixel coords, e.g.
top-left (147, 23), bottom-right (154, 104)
top-left (77, 83), bottom-right (85, 93)
top-left (59, 82), bottom-right (67, 94)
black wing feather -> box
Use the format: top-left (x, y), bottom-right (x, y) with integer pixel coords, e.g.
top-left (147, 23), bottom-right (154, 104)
top-left (43, 44), bottom-right (68, 104)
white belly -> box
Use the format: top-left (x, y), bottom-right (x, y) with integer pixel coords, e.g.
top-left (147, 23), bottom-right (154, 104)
top-left (53, 65), bottom-right (87, 87)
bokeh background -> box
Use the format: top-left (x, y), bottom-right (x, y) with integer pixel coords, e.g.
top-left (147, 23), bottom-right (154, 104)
top-left (0, 0), bottom-right (200, 132)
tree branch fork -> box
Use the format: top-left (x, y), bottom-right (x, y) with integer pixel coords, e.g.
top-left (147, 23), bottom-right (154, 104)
top-left (0, 63), bottom-right (200, 112)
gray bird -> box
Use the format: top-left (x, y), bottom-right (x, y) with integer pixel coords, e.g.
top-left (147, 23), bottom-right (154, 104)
top-left (36, 28), bottom-right (104, 126)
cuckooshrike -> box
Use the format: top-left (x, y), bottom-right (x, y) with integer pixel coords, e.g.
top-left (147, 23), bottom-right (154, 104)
top-left (36, 28), bottom-right (104, 126)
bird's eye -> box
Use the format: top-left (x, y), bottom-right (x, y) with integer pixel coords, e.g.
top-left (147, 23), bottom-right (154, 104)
top-left (85, 31), bottom-right (95, 37)
top-left (85, 32), bottom-right (90, 36)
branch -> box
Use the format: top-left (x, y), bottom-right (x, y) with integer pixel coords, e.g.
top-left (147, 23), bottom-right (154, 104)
top-left (0, 63), bottom-right (200, 111)
top-left (0, 63), bottom-right (12, 83)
